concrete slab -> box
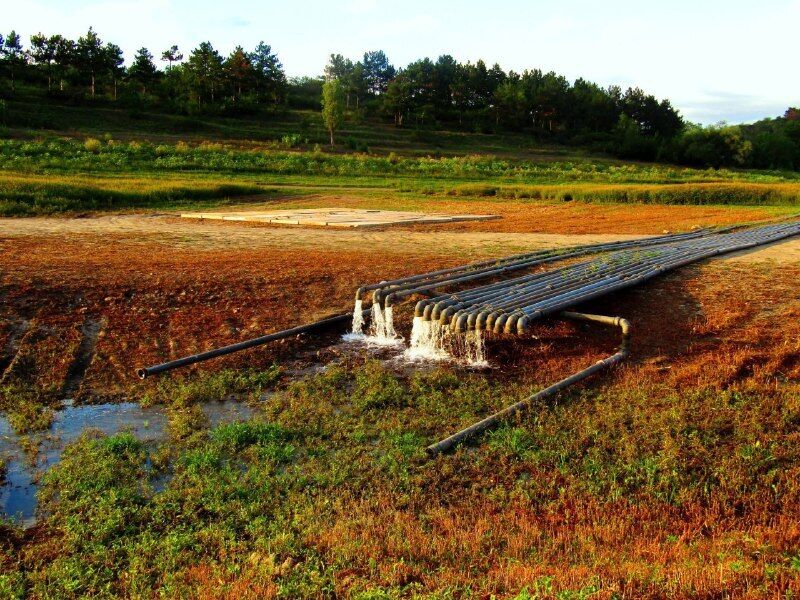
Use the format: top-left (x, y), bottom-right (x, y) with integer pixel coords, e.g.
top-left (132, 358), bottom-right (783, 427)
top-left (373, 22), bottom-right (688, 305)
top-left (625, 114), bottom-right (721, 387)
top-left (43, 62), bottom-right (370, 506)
top-left (180, 208), bottom-right (500, 228)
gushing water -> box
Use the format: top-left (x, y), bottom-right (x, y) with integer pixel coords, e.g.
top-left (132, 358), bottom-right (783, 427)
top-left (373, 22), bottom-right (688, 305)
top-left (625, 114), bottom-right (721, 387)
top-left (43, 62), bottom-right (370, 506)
top-left (365, 304), bottom-right (402, 346)
top-left (351, 299), bottom-right (365, 334)
top-left (341, 299), bottom-right (367, 342)
top-left (404, 317), bottom-right (488, 366)
top-left (463, 330), bottom-right (488, 367)
top-left (404, 317), bottom-right (450, 361)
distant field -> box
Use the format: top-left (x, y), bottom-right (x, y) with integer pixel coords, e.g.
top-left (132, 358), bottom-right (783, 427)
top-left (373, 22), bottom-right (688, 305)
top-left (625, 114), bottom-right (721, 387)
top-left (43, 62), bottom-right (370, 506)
top-left (1, 137), bottom-right (799, 216)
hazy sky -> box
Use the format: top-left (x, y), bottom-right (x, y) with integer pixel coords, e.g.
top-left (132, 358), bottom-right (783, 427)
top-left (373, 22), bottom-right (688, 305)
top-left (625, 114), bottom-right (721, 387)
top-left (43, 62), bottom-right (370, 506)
top-left (5, 0), bottom-right (799, 123)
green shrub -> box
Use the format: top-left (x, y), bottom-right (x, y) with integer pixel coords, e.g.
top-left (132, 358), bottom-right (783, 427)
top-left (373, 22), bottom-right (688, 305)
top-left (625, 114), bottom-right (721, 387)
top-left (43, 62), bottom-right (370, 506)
top-left (83, 138), bottom-right (102, 153)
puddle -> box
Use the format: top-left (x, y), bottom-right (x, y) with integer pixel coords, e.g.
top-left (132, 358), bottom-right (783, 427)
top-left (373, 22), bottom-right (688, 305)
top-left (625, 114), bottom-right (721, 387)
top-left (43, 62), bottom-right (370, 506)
top-left (0, 399), bottom-right (253, 527)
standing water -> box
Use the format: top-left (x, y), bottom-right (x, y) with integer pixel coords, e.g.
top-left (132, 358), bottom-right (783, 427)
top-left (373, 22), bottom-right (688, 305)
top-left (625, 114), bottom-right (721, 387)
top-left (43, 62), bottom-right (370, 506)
top-left (0, 399), bottom-right (253, 526)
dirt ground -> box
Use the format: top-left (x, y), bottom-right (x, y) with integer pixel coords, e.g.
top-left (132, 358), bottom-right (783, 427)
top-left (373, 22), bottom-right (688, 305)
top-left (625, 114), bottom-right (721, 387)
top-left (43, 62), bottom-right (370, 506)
top-left (3, 212), bottom-right (800, 260)
top-left (1, 209), bottom-right (799, 401)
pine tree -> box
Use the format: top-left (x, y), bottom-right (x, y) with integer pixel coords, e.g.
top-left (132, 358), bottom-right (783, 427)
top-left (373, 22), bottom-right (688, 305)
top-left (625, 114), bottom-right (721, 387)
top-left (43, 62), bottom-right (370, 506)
top-left (1, 31), bottom-right (26, 94)
top-left (76, 27), bottom-right (105, 97)
top-left (129, 47), bottom-right (157, 94)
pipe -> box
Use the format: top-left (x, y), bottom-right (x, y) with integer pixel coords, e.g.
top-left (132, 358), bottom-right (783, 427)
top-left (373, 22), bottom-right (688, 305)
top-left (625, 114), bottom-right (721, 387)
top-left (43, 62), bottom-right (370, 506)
top-left (426, 311), bottom-right (631, 454)
top-left (135, 222), bottom-right (797, 379)
top-left (370, 229), bottom-right (719, 307)
top-left (136, 309), bottom-right (370, 379)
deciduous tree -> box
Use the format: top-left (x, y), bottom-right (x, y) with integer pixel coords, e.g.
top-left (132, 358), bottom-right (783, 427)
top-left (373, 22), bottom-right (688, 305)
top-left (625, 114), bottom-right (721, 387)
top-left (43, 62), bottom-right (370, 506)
top-left (321, 78), bottom-right (344, 145)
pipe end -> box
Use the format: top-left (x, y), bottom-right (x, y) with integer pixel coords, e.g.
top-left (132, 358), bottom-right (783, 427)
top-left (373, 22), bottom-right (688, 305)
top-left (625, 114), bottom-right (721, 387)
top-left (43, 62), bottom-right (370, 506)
top-left (136, 368), bottom-right (149, 380)
top-left (517, 316), bottom-right (530, 335)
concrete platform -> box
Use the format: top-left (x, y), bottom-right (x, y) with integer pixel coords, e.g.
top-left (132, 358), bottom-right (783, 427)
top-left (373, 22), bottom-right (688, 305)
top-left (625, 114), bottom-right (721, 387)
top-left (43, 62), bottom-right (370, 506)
top-left (179, 208), bottom-right (499, 228)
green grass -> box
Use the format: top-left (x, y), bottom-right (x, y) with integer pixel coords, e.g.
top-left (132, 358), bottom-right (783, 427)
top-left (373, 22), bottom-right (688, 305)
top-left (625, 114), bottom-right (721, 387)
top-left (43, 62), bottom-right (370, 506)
top-left (3, 362), bottom-right (798, 596)
top-left (2, 137), bottom-right (799, 216)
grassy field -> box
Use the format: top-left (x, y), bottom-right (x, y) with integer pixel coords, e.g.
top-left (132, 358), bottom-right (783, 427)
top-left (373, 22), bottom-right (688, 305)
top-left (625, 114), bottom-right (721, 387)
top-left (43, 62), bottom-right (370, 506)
top-left (2, 136), bottom-right (800, 217)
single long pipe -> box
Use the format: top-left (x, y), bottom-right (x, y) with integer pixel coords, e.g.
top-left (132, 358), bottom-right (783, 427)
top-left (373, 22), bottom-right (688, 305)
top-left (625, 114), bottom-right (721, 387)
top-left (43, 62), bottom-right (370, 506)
top-left (426, 311), bottom-right (631, 454)
top-left (136, 309), bottom-right (370, 379)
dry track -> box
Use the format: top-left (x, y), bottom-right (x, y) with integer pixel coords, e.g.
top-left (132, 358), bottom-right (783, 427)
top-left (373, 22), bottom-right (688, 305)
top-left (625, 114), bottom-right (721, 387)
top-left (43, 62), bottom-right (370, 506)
top-left (2, 212), bottom-right (799, 261)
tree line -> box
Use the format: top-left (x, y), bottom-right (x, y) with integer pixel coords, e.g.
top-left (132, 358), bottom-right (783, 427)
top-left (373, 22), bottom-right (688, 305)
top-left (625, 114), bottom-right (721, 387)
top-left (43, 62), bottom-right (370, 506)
top-left (320, 52), bottom-right (799, 170)
top-left (0, 28), bottom-right (286, 113)
top-left (1, 27), bottom-right (798, 170)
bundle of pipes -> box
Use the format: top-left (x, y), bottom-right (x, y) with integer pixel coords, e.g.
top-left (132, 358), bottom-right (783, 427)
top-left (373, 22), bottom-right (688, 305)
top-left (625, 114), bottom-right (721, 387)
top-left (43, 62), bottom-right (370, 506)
top-left (137, 220), bottom-right (797, 379)
top-left (360, 227), bottom-right (717, 310)
top-left (411, 220), bottom-right (800, 336)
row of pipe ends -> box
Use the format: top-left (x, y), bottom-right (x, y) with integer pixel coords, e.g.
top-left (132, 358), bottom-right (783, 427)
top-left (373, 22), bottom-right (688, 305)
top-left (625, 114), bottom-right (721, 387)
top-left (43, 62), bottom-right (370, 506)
top-left (413, 298), bottom-right (534, 335)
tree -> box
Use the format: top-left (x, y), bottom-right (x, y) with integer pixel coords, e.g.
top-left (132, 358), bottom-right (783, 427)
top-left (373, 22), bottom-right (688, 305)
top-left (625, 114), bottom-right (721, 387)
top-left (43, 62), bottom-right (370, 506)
top-left (494, 79), bottom-right (525, 128)
top-left (362, 50), bottom-right (394, 95)
top-left (224, 46), bottom-right (254, 98)
top-left (161, 45), bottom-right (183, 70)
top-left (104, 42), bottom-right (124, 100)
top-left (321, 78), bottom-right (344, 145)
top-left (433, 54), bottom-right (458, 119)
top-left (185, 42), bottom-right (224, 104)
top-left (403, 58), bottom-right (436, 125)
top-left (76, 27), bottom-right (106, 97)
top-left (1, 31), bottom-right (26, 94)
top-left (53, 36), bottom-right (75, 91)
top-left (383, 76), bottom-right (410, 126)
top-left (250, 41), bottom-right (285, 105)
top-left (325, 53), bottom-right (354, 107)
top-left (29, 33), bottom-right (59, 90)
top-left (128, 47), bottom-right (157, 94)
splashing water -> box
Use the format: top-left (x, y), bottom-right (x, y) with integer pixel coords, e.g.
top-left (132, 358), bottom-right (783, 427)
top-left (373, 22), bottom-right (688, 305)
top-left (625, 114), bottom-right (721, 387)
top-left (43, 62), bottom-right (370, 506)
top-left (365, 303), bottom-right (402, 346)
top-left (403, 317), bottom-right (489, 366)
top-left (404, 317), bottom-right (451, 361)
top-left (351, 299), bottom-right (365, 334)
top-left (463, 330), bottom-right (489, 367)
top-left (341, 299), bottom-right (367, 342)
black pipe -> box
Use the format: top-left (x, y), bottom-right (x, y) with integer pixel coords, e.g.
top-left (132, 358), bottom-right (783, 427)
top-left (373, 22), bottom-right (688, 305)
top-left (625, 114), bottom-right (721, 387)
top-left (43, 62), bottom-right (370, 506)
top-left (426, 311), bottom-right (631, 454)
top-left (136, 309), bottom-right (369, 379)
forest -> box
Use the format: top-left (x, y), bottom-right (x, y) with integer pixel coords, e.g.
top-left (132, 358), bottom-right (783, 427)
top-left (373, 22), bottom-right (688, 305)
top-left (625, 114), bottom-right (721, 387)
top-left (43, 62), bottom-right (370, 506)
top-left (0, 27), bottom-right (798, 171)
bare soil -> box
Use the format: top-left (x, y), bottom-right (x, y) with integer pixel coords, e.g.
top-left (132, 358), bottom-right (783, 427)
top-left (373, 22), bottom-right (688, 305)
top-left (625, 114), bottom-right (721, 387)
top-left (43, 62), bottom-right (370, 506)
top-left (1, 211), bottom-right (798, 400)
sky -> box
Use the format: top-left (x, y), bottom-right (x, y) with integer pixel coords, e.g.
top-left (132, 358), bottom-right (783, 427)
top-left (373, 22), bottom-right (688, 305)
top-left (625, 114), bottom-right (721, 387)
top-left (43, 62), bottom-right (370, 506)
top-left (5, 0), bottom-right (799, 124)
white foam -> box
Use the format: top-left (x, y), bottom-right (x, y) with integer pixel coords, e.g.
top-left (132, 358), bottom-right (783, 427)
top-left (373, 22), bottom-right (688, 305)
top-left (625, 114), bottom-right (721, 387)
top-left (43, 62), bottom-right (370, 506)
top-left (358, 303), bottom-right (402, 346)
top-left (463, 330), bottom-right (489, 368)
top-left (403, 317), bottom-right (451, 361)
